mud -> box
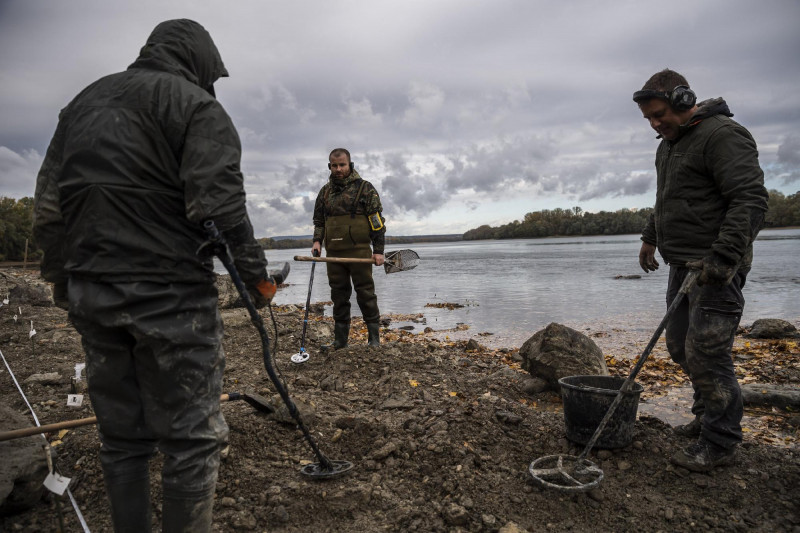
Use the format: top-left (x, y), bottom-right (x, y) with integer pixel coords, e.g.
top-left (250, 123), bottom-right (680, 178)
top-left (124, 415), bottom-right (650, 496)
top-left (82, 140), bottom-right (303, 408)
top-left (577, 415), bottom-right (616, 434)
top-left (1, 270), bottom-right (798, 532)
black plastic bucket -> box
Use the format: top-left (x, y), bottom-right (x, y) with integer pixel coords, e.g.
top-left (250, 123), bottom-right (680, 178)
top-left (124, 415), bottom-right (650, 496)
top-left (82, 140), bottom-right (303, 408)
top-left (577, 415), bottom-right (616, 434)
top-left (559, 375), bottom-right (644, 449)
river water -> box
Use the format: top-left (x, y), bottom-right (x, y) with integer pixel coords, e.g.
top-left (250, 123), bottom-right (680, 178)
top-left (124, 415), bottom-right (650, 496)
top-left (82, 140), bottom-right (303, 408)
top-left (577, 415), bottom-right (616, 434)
top-left (223, 228), bottom-right (800, 349)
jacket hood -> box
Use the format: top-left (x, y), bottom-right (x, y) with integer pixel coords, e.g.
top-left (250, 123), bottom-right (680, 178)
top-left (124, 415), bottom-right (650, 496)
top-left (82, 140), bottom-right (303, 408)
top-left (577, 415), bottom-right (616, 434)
top-left (691, 97), bottom-right (734, 121)
top-left (673, 97), bottom-right (734, 140)
top-left (128, 19), bottom-right (228, 92)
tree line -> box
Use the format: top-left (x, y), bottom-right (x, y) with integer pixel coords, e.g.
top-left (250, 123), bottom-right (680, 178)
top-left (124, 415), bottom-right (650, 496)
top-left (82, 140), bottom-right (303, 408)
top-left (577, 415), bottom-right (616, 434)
top-left (1, 190), bottom-right (798, 261)
top-left (463, 189), bottom-right (800, 240)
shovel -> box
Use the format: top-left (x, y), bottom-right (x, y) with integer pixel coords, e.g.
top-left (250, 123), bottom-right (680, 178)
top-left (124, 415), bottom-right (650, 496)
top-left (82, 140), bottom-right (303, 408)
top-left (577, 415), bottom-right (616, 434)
top-left (293, 248), bottom-right (419, 274)
top-left (0, 391), bottom-right (274, 443)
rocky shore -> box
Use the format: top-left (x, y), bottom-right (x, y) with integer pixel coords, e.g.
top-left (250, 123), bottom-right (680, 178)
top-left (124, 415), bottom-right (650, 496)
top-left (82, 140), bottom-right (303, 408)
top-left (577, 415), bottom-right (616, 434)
top-left (1, 269), bottom-right (798, 532)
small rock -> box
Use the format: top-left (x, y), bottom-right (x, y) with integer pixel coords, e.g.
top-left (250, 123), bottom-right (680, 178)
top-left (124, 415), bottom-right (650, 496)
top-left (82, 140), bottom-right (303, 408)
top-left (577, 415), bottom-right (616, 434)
top-left (232, 511), bottom-right (257, 530)
top-left (371, 441), bottom-right (398, 461)
top-left (23, 372), bottom-right (61, 385)
top-left (499, 520), bottom-right (529, 533)
top-left (597, 450), bottom-right (613, 460)
top-left (495, 410), bottom-right (523, 425)
top-left (482, 513), bottom-right (497, 527)
top-left (443, 503), bottom-right (469, 526)
top-left (664, 507), bottom-right (674, 520)
top-left (587, 488), bottom-right (604, 502)
top-left (220, 496), bottom-right (237, 508)
top-left (466, 339), bottom-right (483, 351)
top-left (618, 460), bottom-right (632, 471)
top-left (271, 505), bottom-right (289, 523)
top-left (521, 377), bottom-right (549, 395)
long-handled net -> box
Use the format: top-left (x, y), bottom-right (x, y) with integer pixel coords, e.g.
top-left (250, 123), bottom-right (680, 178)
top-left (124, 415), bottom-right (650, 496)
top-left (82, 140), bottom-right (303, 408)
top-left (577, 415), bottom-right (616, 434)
top-left (383, 249), bottom-right (420, 273)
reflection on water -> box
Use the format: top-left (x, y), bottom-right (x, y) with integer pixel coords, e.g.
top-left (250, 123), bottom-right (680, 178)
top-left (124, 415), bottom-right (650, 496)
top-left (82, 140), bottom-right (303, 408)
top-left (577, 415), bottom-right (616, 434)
top-left (221, 228), bottom-right (800, 348)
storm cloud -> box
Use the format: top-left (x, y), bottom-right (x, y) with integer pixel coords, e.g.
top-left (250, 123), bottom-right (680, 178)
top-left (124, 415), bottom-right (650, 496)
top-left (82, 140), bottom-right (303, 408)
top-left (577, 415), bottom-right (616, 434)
top-left (1, 0), bottom-right (798, 236)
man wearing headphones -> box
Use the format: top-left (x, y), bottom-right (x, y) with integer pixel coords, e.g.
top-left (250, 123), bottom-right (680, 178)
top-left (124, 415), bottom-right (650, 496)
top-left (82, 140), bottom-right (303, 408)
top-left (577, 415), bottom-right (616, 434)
top-left (634, 69), bottom-right (768, 472)
top-left (312, 148), bottom-right (386, 349)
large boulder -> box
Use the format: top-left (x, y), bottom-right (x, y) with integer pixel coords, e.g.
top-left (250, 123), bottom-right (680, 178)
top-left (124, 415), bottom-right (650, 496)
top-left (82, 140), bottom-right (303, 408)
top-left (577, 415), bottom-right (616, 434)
top-left (745, 319), bottom-right (799, 339)
top-left (8, 280), bottom-right (54, 308)
top-left (0, 405), bottom-right (49, 515)
top-left (519, 323), bottom-right (608, 390)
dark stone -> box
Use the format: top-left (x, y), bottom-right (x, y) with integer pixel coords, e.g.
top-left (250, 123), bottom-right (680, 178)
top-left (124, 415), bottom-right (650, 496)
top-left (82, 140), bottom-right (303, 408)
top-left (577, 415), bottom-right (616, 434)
top-left (745, 319), bottom-right (799, 339)
top-left (519, 323), bottom-right (608, 390)
top-left (0, 405), bottom-right (49, 515)
top-left (9, 281), bottom-right (53, 307)
top-left (741, 383), bottom-right (800, 410)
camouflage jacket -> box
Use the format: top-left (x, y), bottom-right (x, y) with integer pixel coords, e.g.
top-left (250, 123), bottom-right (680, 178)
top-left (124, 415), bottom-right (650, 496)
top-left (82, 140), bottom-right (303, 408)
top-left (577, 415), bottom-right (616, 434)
top-left (312, 170), bottom-right (386, 254)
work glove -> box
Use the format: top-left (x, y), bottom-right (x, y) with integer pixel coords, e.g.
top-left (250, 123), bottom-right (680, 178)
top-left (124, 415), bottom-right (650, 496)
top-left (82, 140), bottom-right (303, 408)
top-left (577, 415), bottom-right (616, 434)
top-left (686, 254), bottom-right (737, 287)
top-left (52, 281), bottom-right (69, 311)
top-left (248, 276), bottom-right (277, 309)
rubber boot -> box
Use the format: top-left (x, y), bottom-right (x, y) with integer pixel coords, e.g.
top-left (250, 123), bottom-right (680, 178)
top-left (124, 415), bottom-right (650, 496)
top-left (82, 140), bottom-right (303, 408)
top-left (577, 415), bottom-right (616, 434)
top-left (367, 322), bottom-right (380, 347)
top-left (162, 488), bottom-right (215, 533)
top-left (104, 473), bottom-right (153, 533)
top-left (322, 321), bottom-right (349, 351)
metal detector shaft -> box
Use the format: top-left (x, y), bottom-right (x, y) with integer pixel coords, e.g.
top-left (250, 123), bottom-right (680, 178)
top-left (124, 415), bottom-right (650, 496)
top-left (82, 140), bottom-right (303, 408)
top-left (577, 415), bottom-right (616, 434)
top-left (299, 254), bottom-right (318, 351)
top-left (577, 270), bottom-right (699, 461)
top-left (203, 221), bottom-right (333, 470)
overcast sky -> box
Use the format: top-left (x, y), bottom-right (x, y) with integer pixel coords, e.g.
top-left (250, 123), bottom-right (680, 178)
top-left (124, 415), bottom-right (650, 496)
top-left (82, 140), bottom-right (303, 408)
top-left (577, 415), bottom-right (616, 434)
top-left (1, 0), bottom-right (798, 237)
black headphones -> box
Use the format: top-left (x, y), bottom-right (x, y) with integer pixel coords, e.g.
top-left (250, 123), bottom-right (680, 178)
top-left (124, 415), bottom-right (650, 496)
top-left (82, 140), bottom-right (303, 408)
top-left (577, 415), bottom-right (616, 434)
top-left (632, 85), bottom-right (697, 111)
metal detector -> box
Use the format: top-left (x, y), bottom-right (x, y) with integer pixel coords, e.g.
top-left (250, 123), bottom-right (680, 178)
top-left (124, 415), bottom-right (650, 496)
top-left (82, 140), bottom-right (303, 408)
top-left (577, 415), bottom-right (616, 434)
top-left (293, 249), bottom-right (420, 274)
top-left (529, 270), bottom-right (699, 492)
top-left (200, 220), bottom-right (353, 479)
top-left (291, 251), bottom-right (319, 364)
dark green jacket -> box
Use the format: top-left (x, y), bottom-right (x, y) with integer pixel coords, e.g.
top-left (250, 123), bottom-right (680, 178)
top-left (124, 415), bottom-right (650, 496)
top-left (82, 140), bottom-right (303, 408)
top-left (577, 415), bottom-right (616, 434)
top-left (641, 98), bottom-right (768, 267)
top-left (33, 19), bottom-right (266, 285)
top-left (312, 170), bottom-right (386, 254)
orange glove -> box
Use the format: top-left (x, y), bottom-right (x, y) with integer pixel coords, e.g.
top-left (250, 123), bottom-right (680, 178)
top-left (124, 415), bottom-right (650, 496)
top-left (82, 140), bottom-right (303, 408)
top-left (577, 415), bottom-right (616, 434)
top-left (249, 277), bottom-right (277, 308)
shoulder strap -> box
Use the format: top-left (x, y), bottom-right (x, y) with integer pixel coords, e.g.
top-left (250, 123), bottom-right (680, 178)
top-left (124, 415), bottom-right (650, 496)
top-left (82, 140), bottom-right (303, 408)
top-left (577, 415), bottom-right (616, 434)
top-left (350, 179), bottom-right (367, 218)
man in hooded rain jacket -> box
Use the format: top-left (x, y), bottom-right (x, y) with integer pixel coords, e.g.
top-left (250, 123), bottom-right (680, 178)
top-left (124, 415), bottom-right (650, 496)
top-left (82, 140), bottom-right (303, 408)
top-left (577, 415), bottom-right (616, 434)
top-left (634, 69), bottom-right (768, 473)
top-left (33, 19), bottom-right (276, 532)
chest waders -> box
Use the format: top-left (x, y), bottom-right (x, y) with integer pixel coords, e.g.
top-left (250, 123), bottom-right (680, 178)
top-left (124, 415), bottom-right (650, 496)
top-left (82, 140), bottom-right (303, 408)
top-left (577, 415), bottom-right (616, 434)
top-left (322, 180), bottom-right (381, 347)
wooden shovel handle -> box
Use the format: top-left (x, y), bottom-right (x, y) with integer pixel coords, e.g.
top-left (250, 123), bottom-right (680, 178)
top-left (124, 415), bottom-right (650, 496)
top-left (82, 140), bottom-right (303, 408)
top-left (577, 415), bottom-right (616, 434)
top-left (294, 256), bottom-right (375, 264)
top-left (0, 393), bottom-right (250, 442)
top-left (0, 416), bottom-right (98, 442)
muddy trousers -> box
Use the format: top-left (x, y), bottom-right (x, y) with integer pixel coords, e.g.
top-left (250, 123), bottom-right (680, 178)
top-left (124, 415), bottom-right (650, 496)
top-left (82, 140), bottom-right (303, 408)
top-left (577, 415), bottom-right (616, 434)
top-left (326, 261), bottom-right (380, 324)
top-left (68, 279), bottom-right (228, 533)
top-left (664, 266), bottom-right (746, 450)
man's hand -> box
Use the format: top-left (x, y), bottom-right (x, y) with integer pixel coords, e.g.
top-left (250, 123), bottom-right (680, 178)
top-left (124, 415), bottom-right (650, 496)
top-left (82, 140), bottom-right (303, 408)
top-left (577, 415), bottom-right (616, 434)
top-left (52, 281), bottom-right (69, 311)
top-left (248, 276), bottom-right (277, 309)
top-left (639, 242), bottom-right (659, 272)
top-left (686, 255), bottom-right (737, 287)
top-left (373, 253), bottom-right (385, 266)
top-left (311, 241), bottom-right (322, 257)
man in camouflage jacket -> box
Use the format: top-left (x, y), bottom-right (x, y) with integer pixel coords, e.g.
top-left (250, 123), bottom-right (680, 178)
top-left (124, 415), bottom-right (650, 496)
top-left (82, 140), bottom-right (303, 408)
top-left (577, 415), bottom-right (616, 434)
top-left (312, 148), bottom-right (386, 348)
top-left (634, 69), bottom-right (768, 473)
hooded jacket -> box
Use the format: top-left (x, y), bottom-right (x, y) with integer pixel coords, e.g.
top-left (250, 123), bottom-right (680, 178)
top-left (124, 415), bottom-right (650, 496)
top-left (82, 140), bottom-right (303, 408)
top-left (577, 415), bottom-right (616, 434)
top-left (33, 19), bottom-right (266, 285)
top-left (641, 98), bottom-right (769, 268)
